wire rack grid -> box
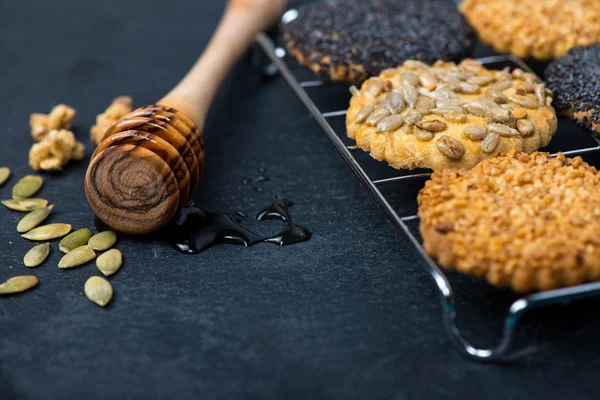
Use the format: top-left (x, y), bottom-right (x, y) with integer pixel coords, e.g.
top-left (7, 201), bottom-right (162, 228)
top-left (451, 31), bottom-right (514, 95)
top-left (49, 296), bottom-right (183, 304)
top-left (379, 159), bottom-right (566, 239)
top-left (255, 18), bottom-right (600, 361)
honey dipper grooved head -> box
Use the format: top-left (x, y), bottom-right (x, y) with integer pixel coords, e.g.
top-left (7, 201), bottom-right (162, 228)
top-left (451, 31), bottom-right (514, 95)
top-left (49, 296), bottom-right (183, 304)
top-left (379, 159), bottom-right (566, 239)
top-left (85, 105), bottom-right (205, 234)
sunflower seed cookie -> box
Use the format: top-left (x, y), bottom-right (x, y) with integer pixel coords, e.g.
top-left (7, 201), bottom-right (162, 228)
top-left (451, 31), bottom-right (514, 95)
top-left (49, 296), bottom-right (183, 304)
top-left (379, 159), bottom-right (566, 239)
top-left (461, 0), bottom-right (600, 61)
top-left (418, 151), bottom-right (600, 293)
top-left (346, 59), bottom-right (557, 171)
top-left (545, 44), bottom-right (600, 138)
top-left (282, 0), bottom-right (475, 83)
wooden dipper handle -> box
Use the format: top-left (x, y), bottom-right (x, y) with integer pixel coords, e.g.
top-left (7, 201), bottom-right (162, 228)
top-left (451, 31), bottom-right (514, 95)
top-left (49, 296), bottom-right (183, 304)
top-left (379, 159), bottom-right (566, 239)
top-left (85, 0), bottom-right (287, 234)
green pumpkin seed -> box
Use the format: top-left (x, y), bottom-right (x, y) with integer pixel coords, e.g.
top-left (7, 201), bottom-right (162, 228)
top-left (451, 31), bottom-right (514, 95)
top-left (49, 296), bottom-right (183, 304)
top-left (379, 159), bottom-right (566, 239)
top-left (58, 245), bottom-right (96, 269)
top-left (0, 167), bottom-right (11, 186)
top-left (12, 175), bottom-right (43, 199)
top-left (17, 205), bottom-right (54, 233)
top-left (2, 198), bottom-right (48, 212)
top-left (23, 243), bottom-right (50, 268)
top-left (96, 249), bottom-right (122, 276)
top-left (88, 231), bottom-right (117, 251)
top-left (59, 228), bottom-right (92, 253)
top-left (84, 276), bottom-right (113, 307)
top-left (0, 275), bottom-right (38, 294)
top-left (22, 223), bottom-right (72, 241)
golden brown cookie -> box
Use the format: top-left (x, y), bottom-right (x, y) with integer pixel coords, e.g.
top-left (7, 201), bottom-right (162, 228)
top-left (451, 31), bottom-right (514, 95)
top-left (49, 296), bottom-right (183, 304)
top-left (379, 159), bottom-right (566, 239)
top-left (461, 0), bottom-right (600, 60)
top-left (282, 0), bottom-right (475, 83)
top-left (545, 44), bottom-right (600, 138)
top-left (346, 59), bottom-right (557, 171)
top-left (418, 151), bottom-right (600, 293)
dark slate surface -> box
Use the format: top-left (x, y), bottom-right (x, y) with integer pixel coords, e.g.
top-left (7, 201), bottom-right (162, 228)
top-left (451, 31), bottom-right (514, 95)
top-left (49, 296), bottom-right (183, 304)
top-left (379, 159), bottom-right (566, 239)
top-left (2, 0), bottom-right (600, 399)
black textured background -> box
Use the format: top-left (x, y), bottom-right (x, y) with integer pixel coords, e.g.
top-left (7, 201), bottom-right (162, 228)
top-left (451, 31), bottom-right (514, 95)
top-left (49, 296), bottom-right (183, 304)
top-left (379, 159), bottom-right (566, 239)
top-left (2, 0), bottom-right (600, 399)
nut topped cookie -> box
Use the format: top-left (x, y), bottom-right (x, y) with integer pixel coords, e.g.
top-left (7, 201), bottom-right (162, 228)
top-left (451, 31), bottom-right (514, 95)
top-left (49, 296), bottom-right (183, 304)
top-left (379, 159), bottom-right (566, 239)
top-left (461, 0), bottom-right (600, 60)
top-left (418, 151), bottom-right (600, 293)
top-left (346, 59), bottom-right (557, 171)
top-left (545, 44), bottom-right (600, 137)
top-left (282, 0), bottom-right (475, 83)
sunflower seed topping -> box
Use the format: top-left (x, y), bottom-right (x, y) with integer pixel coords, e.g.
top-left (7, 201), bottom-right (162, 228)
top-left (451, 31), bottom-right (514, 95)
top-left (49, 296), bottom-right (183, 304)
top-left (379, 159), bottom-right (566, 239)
top-left (366, 108), bottom-right (391, 126)
top-left (415, 119), bottom-right (448, 132)
top-left (355, 105), bottom-right (374, 123)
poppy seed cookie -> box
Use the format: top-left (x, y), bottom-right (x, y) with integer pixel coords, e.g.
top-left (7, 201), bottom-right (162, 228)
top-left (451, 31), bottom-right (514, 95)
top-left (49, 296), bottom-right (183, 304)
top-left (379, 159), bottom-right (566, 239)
top-left (418, 151), bottom-right (600, 293)
top-left (346, 59), bottom-right (557, 171)
top-left (282, 0), bottom-right (475, 83)
top-left (545, 44), bottom-right (600, 138)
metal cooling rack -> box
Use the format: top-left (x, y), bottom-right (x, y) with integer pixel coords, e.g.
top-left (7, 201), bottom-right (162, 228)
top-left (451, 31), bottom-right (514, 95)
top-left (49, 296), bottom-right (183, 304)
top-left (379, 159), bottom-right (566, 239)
top-left (255, 19), bottom-right (600, 361)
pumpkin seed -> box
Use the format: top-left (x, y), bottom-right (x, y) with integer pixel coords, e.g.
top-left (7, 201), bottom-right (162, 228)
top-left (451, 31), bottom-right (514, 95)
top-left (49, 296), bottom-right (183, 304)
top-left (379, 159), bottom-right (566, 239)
top-left (355, 105), bottom-right (374, 123)
top-left (23, 243), bottom-right (50, 268)
top-left (59, 228), bottom-right (92, 253)
top-left (58, 245), bottom-right (96, 269)
top-left (17, 205), bottom-right (54, 233)
top-left (0, 168), bottom-right (10, 186)
top-left (436, 136), bottom-right (465, 160)
top-left (0, 275), bottom-right (38, 294)
top-left (2, 198), bottom-right (48, 212)
top-left (22, 223), bottom-right (72, 241)
top-left (12, 175), bottom-right (43, 199)
top-left (96, 249), bottom-right (123, 276)
top-left (88, 231), bottom-right (117, 251)
top-left (84, 276), bottom-right (113, 307)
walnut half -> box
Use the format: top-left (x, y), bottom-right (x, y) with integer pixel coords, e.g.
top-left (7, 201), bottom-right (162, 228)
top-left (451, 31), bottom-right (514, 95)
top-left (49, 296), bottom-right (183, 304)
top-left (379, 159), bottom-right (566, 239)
top-left (29, 104), bottom-right (76, 142)
top-left (90, 96), bottom-right (133, 145)
top-left (29, 129), bottom-right (86, 171)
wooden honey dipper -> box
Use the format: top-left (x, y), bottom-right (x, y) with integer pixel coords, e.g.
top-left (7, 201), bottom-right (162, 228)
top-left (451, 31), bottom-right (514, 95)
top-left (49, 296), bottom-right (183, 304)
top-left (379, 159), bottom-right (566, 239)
top-left (86, 0), bottom-right (287, 234)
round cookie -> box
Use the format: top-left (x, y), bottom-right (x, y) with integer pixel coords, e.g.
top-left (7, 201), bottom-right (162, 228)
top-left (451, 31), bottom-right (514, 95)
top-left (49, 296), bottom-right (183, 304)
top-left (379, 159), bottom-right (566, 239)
top-left (282, 0), bottom-right (475, 83)
top-left (346, 59), bottom-right (557, 171)
top-left (418, 151), bottom-right (600, 293)
top-left (461, 0), bottom-right (600, 61)
top-left (545, 44), bottom-right (600, 137)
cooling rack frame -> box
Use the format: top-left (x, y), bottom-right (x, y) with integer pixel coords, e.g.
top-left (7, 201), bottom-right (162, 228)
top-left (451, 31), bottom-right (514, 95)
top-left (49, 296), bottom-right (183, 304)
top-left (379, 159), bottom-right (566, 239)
top-left (255, 26), bottom-right (600, 361)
